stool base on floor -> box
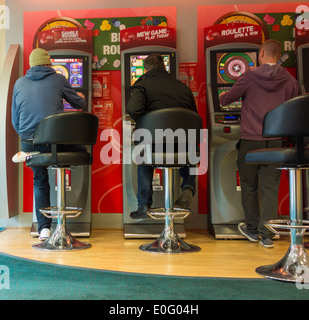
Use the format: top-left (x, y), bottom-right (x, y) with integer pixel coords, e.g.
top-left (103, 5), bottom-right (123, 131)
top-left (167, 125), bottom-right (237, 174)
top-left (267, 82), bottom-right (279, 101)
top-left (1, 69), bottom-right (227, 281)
top-left (139, 211), bottom-right (201, 254)
top-left (33, 223), bottom-right (91, 251)
top-left (139, 235), bottom-right (200, 254)
top-left (33, 206), bottom-right (91, 251)
top-left (256, 244), bottom-right (309, 282)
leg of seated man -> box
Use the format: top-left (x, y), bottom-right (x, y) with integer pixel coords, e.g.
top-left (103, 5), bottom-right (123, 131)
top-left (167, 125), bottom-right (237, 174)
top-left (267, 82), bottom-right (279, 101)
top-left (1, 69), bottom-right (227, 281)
top-left (21, 140), bottom-right (52, 238)
top-left (175, 166), bottom-right (196, 209)
top-left (130, 165), bottom-right (154, 219)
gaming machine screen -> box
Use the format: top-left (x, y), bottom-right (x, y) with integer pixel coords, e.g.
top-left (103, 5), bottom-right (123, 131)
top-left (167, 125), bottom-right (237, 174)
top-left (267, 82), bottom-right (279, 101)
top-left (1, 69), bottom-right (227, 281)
top-left (129, 54), bottom-right (171, 86)
top-left (50, 57), bottom-right (86, 111)
top-left (51, 58), bottom-right (84, 88)
top-left (211, 51), bottom-right (258, 112)
top-left (124, 50), bottom-right (177, 107)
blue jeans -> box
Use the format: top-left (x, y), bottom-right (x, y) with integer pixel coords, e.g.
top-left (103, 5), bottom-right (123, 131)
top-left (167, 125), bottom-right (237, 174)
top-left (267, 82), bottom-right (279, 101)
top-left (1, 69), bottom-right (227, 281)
top-left (137, 165), bottom-right (196, 207)
top-left (21, 141), bottom-right (86, 233)
top-left (21, 140), bottom-right (52, 233)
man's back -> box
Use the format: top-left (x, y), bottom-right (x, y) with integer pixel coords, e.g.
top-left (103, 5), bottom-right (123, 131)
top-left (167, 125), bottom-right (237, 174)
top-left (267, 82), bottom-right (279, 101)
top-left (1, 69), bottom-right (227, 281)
top-left (220, 63), bottom-right (298, 140)
top-left (12, 66), bottom-right (86, 140)
top-left (127, 68), bottom-right (197, 121)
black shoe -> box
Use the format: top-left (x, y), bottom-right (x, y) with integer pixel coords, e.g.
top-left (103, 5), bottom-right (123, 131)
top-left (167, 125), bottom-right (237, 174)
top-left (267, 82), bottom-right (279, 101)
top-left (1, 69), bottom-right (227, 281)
top-left (259, 238), bottom-right (274, 248)
top-left (238, 222), bottom-right (259, 242)
top-left (175, 189), bottom-right (193, 209)
top-left (130, 205), bottom-right (151, 220)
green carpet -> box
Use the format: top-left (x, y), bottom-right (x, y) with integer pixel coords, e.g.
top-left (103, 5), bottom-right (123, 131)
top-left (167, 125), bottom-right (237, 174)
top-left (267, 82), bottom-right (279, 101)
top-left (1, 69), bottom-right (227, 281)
top-left (0, 252), bottom-right (308, 301)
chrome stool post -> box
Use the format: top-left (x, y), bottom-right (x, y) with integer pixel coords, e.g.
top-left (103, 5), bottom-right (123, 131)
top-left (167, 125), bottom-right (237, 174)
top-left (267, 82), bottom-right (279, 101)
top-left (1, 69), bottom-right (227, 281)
top-left (256, 168), bottom-right (309, 282)
top-left (139, 168), bottom-right (201, 254)
top-left (33, 168), bottom-right (91, 251)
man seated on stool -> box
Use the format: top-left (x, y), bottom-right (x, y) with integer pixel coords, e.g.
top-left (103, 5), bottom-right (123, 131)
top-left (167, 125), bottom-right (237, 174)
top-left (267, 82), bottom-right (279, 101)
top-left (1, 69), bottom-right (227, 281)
top-left (12, 48), bottom-right (86, 240)
top-left (127, 53), bottom-right (199, 219)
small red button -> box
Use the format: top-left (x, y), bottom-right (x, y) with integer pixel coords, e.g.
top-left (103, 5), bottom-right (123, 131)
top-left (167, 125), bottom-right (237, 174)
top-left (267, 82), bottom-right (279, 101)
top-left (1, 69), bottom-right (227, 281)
top-left (224, 127), bottom-right (231, 133)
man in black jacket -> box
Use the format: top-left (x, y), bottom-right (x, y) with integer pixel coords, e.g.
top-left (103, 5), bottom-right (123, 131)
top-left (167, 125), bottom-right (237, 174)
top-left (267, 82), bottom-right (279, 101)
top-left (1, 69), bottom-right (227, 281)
top-left (127, 53), bottom-right (198, 219)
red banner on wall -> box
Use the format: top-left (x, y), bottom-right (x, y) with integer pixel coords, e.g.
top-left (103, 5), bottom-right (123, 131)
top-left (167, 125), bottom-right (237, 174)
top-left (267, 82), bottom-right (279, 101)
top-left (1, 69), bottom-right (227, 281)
top-left (38, 27), bottom-right (93, 54)
top-left (120, 26), bottom-right (176, 51)
top-left (295, 25), bottom-right (309, 49)
top-left (204, 23), bottom-right (263, 52)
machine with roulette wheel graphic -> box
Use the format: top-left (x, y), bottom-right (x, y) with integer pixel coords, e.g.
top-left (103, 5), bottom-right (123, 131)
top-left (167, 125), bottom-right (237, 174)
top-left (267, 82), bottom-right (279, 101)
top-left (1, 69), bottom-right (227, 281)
top-left (206, 42), bottom-right (260, 239)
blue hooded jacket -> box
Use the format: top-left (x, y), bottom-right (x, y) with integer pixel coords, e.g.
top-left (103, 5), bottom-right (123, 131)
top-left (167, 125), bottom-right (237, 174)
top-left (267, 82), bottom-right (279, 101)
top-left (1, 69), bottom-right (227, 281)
top-left (12, 66), bottom-right (86, 140)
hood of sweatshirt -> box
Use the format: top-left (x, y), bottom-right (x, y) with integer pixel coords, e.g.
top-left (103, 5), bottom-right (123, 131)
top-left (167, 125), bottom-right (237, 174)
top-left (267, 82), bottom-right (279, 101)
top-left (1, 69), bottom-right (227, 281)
top-left (25, 65), bottom-right (56, 81)
top-left (247, 63), bottom-right (294, 92)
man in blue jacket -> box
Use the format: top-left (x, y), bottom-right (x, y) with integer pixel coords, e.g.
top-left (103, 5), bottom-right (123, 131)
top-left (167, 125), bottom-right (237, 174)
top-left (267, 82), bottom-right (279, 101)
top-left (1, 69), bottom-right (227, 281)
top-left (12, 48), bottom-right (86, 240)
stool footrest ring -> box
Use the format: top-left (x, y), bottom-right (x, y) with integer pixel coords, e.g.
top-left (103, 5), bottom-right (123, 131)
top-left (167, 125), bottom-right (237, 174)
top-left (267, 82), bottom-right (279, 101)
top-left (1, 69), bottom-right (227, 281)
top-left (39, 206), bottom-right (83, 219)
top-left (264, 219), bottom-right (309, 236)
top-left (147, 207), bottom-right (191, 220)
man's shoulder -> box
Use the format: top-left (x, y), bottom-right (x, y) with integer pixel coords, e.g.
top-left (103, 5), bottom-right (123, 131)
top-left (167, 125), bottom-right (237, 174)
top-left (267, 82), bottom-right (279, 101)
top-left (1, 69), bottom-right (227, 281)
top-left (14, 75), bottom-right (29, 89)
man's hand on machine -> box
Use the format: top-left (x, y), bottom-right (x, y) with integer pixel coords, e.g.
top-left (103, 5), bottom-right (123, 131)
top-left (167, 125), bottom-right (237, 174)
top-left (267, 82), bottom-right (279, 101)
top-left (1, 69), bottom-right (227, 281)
top-left (77, 92), bottom-right (85, 99)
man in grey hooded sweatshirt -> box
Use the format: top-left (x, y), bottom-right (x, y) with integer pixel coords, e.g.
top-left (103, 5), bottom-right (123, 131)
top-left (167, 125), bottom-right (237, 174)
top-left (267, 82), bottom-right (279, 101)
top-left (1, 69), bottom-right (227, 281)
top-left (220, 39), bottom-right (299, 248)
top-left (12, 48), bottom-right (86, 240)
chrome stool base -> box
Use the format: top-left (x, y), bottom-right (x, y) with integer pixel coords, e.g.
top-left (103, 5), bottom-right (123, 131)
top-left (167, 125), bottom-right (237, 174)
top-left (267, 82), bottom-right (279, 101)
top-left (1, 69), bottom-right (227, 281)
top-left (139, 207), bottom-right (201, 254)
top-left (33, 204), bottom-right (91, 252)
top-left (256, 244), bottom-right (309, 282)
top-left (33, 223), bottom-right (91, 251)
top-left (139, 168), bottom-right (201, 254)
top-left (139, 235), bottom-right (200, 254)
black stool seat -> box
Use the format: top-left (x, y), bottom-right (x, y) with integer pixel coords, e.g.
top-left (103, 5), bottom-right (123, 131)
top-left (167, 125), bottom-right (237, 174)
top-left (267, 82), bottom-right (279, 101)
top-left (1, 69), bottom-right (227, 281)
top-left (246, 147), bottom-right (309, 166)
top-left (27, 152), bottom-right (91, 167)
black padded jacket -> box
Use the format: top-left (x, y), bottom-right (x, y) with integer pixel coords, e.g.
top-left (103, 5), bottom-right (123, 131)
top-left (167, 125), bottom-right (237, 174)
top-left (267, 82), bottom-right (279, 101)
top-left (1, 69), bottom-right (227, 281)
top-left (126, 68), bottom-right (197, 121)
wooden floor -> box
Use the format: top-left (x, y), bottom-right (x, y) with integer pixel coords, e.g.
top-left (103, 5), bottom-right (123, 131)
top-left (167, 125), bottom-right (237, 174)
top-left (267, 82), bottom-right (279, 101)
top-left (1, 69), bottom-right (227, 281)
top-left (0, 228), bottom-right (296, 279)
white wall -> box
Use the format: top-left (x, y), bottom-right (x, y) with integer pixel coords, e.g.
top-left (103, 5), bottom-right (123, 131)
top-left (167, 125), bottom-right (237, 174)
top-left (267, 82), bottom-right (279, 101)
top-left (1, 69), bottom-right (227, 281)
top-left (0, 0), bottom-right (6, 73)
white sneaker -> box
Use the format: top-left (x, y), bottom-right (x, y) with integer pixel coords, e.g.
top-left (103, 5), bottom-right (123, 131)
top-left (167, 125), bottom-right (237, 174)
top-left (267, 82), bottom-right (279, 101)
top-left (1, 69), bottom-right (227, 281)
top-left (12, 151), bottom-right (40, 163)
top-left (39, 228), bottom-right (51, 241)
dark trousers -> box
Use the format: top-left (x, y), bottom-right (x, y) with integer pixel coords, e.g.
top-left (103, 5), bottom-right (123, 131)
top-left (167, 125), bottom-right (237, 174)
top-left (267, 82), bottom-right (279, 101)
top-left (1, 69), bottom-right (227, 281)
top-left (237, 139), bottom-right (282, 239)
top-left (137, 165), bottom-right (196, 207)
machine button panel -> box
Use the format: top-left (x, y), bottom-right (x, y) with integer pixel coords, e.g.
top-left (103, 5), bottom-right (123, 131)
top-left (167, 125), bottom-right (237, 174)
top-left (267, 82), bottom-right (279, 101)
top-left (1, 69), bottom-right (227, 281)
top-left (215, 114), bottom-right (241, 124)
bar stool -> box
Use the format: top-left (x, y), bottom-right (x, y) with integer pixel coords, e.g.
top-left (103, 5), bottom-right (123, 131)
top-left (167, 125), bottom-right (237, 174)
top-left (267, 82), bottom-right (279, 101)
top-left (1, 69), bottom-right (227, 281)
top-left (26, 112), bottom-right (98, 251)
top-left (134, 108), bottom-right (203, 254)
top-left (245, 94), bottom-right (309, 282)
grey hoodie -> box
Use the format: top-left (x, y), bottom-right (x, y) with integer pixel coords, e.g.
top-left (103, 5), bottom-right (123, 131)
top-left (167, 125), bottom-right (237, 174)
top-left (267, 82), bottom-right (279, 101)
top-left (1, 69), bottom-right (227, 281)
top-left (12, 66), bottom-right (86, 140)
top-left (220, 64), bottom-right (299, 140)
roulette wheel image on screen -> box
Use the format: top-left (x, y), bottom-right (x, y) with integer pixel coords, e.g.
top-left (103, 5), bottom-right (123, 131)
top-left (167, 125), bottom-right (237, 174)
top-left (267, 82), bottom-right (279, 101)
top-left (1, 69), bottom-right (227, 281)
top-left (52, 64), bottom-right (69, 79)
top-left (217, 52), bottom-right (256, 84)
